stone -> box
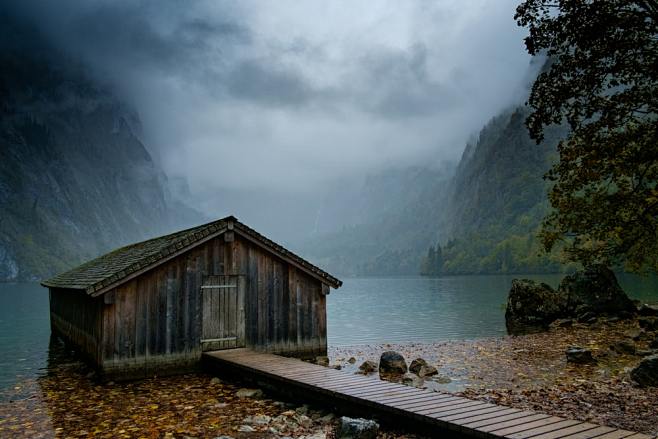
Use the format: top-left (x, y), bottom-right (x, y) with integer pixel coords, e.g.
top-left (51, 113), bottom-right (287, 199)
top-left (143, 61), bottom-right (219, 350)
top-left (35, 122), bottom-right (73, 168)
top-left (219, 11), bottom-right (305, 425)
top-left (235, 388), bottom-right (263, 399)
top-left (358, 360), bottom-right (377, 374)
top-left (638, 304), bottom-right (658, 316)
top-left (638, 317), bottom-right (658, 331)
top-left (315, 356), bottom-right (330, 367)
top-left (302, 433), bottom-right (327, 439)
top-left (348, 357), bottom-right (357, 364)
top-left (418, 364), bottom-right (438, 377)
top-left (409, 358), bottom-right (428, 374)
top-left (577, 311), bottom-right (597, 324)
top-left (566, 346), bottom-right (595, 364)
top-left (610, 339), bottom-right (636, 355)
top-left (378, 351), bottom-right (407, 374)
top-left (319, 413), bottom-right (335, 423)
top-left (210, 377), bottom-right (221, 385)
top-left (295, 405), bottom-right (310, 415)
top-left (434, 375), bottom-right (452, 384)
top-left (505, 279), bottom-right (566, 334)
top-left (332, 364), bottom-right (342, 370)
top-left (558, 265), bottom-right (636, 318)
top-left (337, 416), bottom-right (379, 439)
top-left (401, 373), bottom-right (423, 388)
top-left (630, 354), bottom-right (658, 387)
top-left (553, 318), bottom-right (573, 328)
top-left (243, 414), bottom-right (271, 425)
top-left (238, 425), bottom-right (255, 432)
top-left (213, 436), bottom-right (234, 439)
top-left (294, 414), bottom-right (313, 428)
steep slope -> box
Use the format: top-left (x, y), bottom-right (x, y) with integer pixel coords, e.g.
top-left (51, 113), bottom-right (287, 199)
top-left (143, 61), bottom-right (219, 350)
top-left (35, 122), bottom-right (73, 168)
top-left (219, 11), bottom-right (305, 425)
top-left (0, 19), bottom-right (201, 281)
top-left (433, 106), bottom-right (572, 274)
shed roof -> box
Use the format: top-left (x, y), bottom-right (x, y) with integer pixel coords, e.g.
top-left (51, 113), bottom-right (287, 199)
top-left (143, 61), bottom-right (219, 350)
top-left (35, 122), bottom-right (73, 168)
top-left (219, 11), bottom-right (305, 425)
top-left (41, 216), bottom-right (342, 295)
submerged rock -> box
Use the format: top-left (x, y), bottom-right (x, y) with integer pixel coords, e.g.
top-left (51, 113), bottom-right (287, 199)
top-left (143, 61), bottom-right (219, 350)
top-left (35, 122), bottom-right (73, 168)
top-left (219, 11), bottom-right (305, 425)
top-left (378, 351), bottom-right (407, 374)
top-left (566, 346), bottom-right (595, 364)
top-left (630, 354), bottom-right (658, 387)
top-left (505, 279), bottom-right (565, 334)
top-left (337, 417), bottom-right (379, 439)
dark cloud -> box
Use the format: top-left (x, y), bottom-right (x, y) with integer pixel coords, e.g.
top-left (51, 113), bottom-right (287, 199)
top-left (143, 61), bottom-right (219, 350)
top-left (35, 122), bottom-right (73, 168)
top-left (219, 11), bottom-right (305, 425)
top-left (1, 0), bottom-right (536, 234)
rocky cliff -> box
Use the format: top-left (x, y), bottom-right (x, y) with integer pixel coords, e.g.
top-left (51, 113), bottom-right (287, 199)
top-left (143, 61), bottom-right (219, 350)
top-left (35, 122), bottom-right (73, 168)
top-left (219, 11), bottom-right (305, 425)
top-left (0, 19), bottom-right (201, 281)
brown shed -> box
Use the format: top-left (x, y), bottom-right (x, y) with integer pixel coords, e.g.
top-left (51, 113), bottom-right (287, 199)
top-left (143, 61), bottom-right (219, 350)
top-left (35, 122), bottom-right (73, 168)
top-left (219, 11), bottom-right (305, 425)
top-left (41, 216), bottom-right (342, 380)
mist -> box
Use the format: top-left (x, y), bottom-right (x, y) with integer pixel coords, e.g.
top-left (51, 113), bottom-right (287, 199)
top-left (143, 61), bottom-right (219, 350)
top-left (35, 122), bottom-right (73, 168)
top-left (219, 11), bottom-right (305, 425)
top-left (5, 0), bottom-right (536, 241)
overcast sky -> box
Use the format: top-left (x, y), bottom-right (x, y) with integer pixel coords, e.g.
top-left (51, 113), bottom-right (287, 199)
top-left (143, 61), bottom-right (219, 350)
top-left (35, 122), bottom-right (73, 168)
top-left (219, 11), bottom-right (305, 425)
top-left (10, 0), bottom-right (534, 197)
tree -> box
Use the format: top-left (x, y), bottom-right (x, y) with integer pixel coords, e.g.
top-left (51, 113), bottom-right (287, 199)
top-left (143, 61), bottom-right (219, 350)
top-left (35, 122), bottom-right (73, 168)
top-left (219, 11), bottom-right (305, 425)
top-left (515, 1), bottom-right (658, 272)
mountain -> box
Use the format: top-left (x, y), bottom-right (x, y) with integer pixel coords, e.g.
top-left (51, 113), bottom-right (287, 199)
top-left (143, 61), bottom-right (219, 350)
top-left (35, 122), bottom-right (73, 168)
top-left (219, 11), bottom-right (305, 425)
top-left (0, 18), bottom-right (202, 281)
top-left (431, 105), bottom-right (573, 274)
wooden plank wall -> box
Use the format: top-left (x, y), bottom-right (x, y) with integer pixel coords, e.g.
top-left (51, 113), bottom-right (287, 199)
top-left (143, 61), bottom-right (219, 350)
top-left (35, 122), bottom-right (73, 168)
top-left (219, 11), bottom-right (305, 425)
top-left (49, 288), bottom-right (102, 364)
top-left (99, 234), bottom-right (328, 378)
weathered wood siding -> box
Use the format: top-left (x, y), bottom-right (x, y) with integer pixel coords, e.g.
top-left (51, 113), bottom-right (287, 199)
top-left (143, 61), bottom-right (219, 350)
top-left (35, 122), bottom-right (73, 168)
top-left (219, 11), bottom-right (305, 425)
top-left (97, 233), bottom-right (328, 378)
top-left (49, 288), bottom-right (102, 364)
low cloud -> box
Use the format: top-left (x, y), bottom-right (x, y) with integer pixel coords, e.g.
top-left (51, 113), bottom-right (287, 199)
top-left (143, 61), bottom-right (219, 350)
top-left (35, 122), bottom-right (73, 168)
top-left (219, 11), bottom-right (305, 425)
top-left (5, 0), bottom-right (534, 212)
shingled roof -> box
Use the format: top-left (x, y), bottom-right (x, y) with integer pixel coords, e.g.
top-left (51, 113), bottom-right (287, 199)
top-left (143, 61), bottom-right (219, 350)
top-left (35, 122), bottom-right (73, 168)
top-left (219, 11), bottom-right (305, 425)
top-left (41, 216), bottom-right (342, 295)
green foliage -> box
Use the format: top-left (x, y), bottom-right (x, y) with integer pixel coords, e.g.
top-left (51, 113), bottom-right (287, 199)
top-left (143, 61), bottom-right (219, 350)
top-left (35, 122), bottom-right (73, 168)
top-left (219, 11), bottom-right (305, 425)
top-left (516, 0), bottom-right (658, 272)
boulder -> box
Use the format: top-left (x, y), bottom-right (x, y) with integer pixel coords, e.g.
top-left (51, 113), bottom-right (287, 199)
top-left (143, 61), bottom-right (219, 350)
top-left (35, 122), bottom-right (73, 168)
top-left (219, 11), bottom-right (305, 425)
top-left (409, 358), bottom-right (428, 374)
top-left (558, 265), bottom-right (636, 318)
top-left (358, 360), bottom-right (377, 374)
top-left (630, 354), bottom-right (658, 387)
top-left (378, 351), bottom-right (407, 374)
top-left (505, 279), bottom-right (566, 334)
top-left (566, 346), bottom-right (595, 364)
top-left (337, 417), bottom-right (379, 439)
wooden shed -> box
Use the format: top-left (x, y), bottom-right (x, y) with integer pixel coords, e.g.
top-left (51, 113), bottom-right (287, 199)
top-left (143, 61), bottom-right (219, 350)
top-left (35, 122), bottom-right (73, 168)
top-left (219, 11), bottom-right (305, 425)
top-left (41, 216), bottom-right (342, 380)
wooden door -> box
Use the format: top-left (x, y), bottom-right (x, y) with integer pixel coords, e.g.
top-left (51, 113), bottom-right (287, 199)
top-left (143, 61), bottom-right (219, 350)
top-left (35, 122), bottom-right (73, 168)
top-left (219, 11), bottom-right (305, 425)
top-left (201, 275), bottom-right (245, 351)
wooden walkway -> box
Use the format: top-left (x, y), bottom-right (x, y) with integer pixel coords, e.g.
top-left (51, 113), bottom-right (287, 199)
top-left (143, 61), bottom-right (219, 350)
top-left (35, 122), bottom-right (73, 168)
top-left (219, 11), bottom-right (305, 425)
top-left (203, 349), bottom-right (655, 439)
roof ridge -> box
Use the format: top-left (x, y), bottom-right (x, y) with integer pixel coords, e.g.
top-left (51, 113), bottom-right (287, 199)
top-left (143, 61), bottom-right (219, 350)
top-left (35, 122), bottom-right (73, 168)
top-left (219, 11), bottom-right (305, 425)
top-left (41, 215), bottom-right (342, 293)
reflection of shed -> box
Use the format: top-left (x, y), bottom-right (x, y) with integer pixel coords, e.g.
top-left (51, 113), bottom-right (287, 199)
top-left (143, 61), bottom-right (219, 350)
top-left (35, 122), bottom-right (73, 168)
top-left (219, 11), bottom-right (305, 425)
top-left (42, 216), bottom-right (342, 379)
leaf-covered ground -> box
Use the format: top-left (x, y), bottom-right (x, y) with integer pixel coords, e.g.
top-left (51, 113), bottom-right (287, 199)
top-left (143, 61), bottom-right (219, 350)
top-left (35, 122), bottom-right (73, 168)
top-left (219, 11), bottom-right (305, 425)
top-left (1, 318), bottom-right (655, 437)
top-left (330, 318), bottom-right (658, 436)
top-left (0, 354), bottom-right (421, 438)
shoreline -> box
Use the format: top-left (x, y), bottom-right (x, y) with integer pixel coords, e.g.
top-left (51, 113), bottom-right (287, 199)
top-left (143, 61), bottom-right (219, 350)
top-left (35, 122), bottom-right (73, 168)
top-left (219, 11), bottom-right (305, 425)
top-left (329, 316), bottom-right (658, 436)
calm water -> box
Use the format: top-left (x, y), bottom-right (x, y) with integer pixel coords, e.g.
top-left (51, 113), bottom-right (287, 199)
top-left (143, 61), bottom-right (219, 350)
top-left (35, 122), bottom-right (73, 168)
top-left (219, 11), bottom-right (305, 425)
top-left (1, 274), bottom-right (658, 391)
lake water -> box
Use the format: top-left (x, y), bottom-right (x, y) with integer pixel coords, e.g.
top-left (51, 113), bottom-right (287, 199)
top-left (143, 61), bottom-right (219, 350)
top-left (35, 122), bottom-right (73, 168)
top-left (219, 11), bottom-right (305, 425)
top-left (1, 274), bottom-right (657, 392)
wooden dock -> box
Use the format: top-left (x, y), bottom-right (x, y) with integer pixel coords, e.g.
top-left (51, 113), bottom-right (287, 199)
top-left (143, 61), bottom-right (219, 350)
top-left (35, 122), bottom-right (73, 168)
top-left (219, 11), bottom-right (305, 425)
top-left (202, 349), bottom-right (655, 439)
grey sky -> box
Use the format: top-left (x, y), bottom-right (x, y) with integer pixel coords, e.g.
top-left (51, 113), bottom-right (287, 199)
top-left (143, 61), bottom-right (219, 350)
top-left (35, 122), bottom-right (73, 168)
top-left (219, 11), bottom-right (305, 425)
top-left (10, 0), bottom-right (534, 197)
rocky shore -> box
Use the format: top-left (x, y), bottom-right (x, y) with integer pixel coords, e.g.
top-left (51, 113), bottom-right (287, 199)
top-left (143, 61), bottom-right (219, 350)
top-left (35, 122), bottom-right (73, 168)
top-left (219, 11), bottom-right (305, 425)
top-left (329, 314), bottom-right (658, 436)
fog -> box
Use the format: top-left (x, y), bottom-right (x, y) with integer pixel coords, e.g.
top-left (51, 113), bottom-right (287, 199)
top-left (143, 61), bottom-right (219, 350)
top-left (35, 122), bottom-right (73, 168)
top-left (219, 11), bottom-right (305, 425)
top-left (6, 0), bottom-right (535, 241)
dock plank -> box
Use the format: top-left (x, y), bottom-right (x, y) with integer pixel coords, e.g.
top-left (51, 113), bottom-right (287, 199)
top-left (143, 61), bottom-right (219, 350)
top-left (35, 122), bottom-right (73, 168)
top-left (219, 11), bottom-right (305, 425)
top-left (202, 349), bottom-right (656, 439)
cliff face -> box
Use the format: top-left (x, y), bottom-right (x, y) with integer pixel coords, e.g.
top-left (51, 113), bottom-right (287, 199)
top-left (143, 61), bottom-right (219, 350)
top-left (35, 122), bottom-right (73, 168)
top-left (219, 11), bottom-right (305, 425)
top-left (0, 21), bottom-right (201, 281)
